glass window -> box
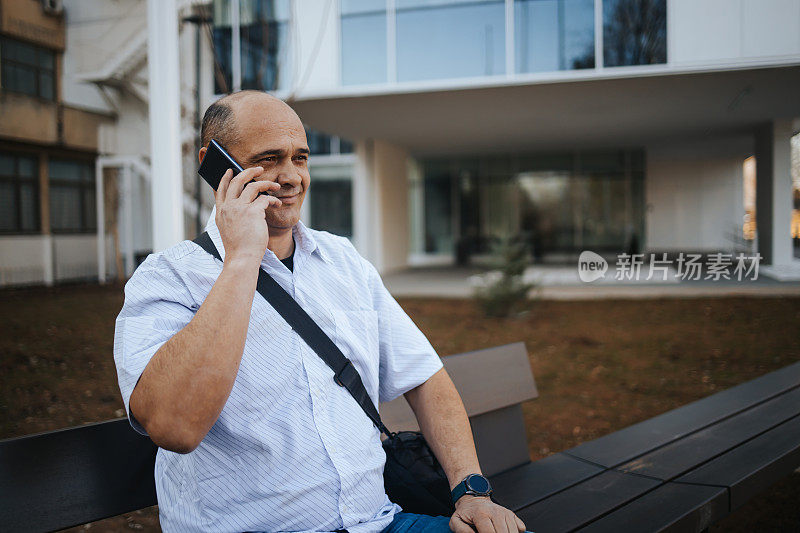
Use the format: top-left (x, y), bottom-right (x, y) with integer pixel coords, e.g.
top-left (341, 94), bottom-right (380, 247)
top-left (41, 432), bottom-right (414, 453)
top-left (603, 0), bottom-right (666, 67)
top-left (515, 0), bottom-right (595, 73)
top-left (0, 152), bottom-right (40, 234)
top-left (339, 138), bottom-right (354, 154)
top-left (423, 161), bottom-right (453, 253)
top-left (212, 0), bottom-right (291, 93)
top-left (420, 150), bottom-right (645, 259)
top-left (310, 179), bottom-right (353, 237)
top-left (341, 0), bottom-right (387, 85)
top-left (306, 128), bottom-right (354, 156)
top-left (49, 159), bottom-right (96, 233)
top-left (212, 0), bottom-right (233, 93)
top-left (240, 0), bottom-right (291, 91)
top-left (396, 0), bottom-right (505, 82)
top-left (0, 37), bottom-right (56, 100)
top-left (306, 129), bottom-right (333, 155)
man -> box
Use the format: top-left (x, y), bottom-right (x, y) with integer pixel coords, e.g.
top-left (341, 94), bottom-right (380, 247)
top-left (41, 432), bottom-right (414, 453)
top-left (114, 90), bottom-right (527, 533)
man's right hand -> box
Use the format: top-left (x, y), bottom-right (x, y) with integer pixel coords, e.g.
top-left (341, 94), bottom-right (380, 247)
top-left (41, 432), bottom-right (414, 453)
top-left (215, 166), bottom-right (282, 265)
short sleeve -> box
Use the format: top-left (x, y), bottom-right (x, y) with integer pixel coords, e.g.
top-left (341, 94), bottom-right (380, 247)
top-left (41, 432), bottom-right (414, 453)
top-left (113, 262), bottom-right (197, 435)
top-left (359, 256), bottom-right (444, 403)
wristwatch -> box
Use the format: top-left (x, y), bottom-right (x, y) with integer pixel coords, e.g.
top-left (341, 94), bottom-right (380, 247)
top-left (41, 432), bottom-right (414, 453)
top-left (451, 473), bottom-right (493, 506)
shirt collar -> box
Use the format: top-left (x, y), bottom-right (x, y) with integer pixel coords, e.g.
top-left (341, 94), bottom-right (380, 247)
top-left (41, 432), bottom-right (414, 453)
top-left (203, 207), bottom-right (332, 266)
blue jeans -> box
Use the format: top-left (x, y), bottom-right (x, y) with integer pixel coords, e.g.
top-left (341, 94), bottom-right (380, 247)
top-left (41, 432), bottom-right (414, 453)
top-left (379, 512), bottom-right (452, 532)
top-left (377, 511), bottom-right (534, 533)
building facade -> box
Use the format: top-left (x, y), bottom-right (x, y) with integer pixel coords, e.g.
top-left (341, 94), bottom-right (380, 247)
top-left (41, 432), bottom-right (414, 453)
top-left (1, 0), bottom-right (798, 286)
top-left (280, 0), bottom-right (800, 272)
top-left (0, 0), bottom-right (114, 285)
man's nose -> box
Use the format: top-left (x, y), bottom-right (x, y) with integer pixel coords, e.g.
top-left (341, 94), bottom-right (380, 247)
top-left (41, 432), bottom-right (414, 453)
top-left (275, 161), bottom-right (302, 188)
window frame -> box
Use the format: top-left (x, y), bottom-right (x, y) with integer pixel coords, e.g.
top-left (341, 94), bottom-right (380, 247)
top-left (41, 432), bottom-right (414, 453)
top-left (0, 36), bottom-right (57, 101)
top-left (0, 151), bottom-right (41, 235)
top-left (48, 158), bottom-right (97, 234)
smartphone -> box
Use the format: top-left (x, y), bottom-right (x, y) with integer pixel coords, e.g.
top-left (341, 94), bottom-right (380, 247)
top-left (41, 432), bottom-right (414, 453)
top-left (198, 139), bottom-right (245, 190)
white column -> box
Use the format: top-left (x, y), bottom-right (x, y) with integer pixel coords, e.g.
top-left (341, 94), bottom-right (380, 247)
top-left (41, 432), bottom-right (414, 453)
top-left (147, 0), bottom-right (185, 252)
top-left (95, 158), bottom-right (105, 283)
top-left (352, 140), bottom-right (376, 263)
top-left (755, 119), bottom-right (795, 266)
top-left (505, 0), bottom-right (514, 76)
top-left (123, 164), bottom-right (135, 276)
top-left (42, 234), bottom-right (54, 286)
top-left (231, 0), bottom-right (241, 92)
top-left (372, 140), bottom-right (411, 273)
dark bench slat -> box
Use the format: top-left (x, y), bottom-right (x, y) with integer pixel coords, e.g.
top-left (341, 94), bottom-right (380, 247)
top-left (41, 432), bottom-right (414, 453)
top-left (576, 482), bottom-right (728, 533)
top-left (566, 361), bottom-right (800, 467)
top-left (676, 413), bottom-right (800, 510)
top-left (516, 470), bottom-right (660, 533)
top-left (489, 453), bottom-right (603, 512)
top-left (618, 387), bottom-right (800, 480)
top-left (0, 419), bottom-right (157, 533)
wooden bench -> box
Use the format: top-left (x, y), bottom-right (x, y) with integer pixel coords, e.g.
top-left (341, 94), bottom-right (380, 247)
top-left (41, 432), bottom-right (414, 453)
top-left (0, 342), bottom-right (537, 532)
top-left (3, 345), bottom-right (800, 533)
top-left (490, 359), bottom-right (800, 532)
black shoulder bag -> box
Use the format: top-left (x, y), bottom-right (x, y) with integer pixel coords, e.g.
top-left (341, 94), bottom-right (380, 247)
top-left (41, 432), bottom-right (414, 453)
top-left (193, 232), bottom-right (455, 517)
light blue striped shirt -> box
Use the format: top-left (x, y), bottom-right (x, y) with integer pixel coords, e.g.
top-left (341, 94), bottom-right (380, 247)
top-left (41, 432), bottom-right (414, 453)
top-left (113, 213), bottom-right (444, 532)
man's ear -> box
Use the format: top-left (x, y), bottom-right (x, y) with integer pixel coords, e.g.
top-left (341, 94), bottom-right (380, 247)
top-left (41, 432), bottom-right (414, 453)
top-left (198, 147), bottom-right (207, 165)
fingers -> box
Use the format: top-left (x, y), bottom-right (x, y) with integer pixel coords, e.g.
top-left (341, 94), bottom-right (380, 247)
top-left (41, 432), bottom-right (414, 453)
top-left (253, 194), bottom-right (282, 211)
top-left (449, 515), bottom-right (477, 533)
top-left (514, 514), bottom-right (526, 532)
top-left (225, 166), bottom-right (264, 201)
top-left (473, 515), bottom-right (495, 533)
top-left (504, 513), bottom-right (518, 533)
top-left (215, 168), bottom-right (233, 206)
top-left (241, 179), bottom-right (281, 203)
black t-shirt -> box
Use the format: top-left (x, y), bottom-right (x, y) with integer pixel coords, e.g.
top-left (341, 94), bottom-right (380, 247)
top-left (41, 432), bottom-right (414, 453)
top-left (280, 239), bottom-right (295, 272)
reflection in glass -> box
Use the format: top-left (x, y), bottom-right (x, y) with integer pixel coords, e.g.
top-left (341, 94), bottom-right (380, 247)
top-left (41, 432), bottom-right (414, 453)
top-left (515, 0), bottom-right (594, 73)
top-left (419, 150), bottom-right (645, 259)
top-left (212, 0), bottom-right (291, 93)
top-left (341, 1), bottom-right (387, 85)
top-left (423, 163), bottom-right (453, 253)
top-left (212, 0), bottom-right (233, 93)
top-left (396, 0), bottom-right (505, 82)
top-left (603, 0), bottom-right (666, 66)
top-left (240, 0), bottom-right (291, 91)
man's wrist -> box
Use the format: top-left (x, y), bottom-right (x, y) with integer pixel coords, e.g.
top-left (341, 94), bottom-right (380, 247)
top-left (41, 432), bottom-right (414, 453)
top-left (451, 472), bottom-right (493, 506)
top-left (454, 493), bottom-right (491, 509)
top-left (222, 253), bottom-right (262, 272)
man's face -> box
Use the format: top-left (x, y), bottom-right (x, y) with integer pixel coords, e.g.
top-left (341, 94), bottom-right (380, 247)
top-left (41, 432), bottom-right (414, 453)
top-left (224, 95), bottom-right (310, 232)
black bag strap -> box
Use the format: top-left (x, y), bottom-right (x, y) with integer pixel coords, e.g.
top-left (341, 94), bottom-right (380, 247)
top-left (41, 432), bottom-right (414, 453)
top-left (193, 231), bottom-right (393, 438)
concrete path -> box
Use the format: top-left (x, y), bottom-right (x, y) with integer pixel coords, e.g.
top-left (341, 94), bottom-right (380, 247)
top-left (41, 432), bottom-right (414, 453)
top-left (383, 266), bottom-right (800, 300)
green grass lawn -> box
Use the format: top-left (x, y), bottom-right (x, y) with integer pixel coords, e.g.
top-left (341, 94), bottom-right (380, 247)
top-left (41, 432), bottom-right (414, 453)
top-left (1, 283), bottom-right (799, 531)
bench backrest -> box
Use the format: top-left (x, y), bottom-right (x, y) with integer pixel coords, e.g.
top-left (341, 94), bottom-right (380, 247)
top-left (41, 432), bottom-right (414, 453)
top-left (0, 418), bottom-right (157, 533)
top-left (380, 341), bottom-right (537, 476)
top-left (0, 342), bottom-right (535, 532)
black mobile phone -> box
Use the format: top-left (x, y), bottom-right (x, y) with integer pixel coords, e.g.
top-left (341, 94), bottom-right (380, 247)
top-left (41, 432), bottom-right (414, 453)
top-left (198, 138), bottom-right (245, 190)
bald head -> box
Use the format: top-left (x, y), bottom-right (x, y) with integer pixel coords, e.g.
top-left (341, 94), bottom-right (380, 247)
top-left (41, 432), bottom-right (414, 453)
top-left (200, 90), bottom-right (301, 149)
top-left (198, 90), bottom-right (311, 233)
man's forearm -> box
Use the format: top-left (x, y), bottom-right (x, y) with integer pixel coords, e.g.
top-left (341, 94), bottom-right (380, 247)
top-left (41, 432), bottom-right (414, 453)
top-left (404, 367), bottom-right (482, 490)
top-left (130, 257), bottom-right (260, 453)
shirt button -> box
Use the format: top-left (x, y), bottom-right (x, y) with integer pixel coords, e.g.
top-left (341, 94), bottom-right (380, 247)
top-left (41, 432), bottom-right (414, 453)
top-left (342, 505), bottom-right (349, 513)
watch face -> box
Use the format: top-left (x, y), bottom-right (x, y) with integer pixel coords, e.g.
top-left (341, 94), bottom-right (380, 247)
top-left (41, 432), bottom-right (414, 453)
top-left (467, 474), bottom-right (491, 493)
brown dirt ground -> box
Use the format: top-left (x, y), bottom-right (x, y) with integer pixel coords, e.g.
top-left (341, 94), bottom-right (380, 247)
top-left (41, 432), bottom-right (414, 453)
top-left (1, 284), bottom-right (798, 532)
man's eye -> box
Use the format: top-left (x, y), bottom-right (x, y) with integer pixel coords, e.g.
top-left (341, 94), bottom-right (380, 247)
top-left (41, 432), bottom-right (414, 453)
top-left (295, 155), bottom-right (308, 161)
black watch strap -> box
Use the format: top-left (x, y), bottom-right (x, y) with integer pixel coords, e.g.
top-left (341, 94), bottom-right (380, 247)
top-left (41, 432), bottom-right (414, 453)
top-left (451, 474), bottom-right (493, 506)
